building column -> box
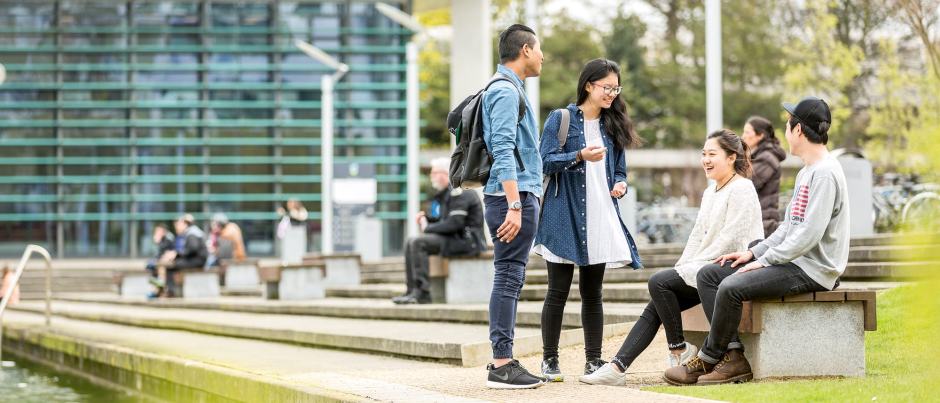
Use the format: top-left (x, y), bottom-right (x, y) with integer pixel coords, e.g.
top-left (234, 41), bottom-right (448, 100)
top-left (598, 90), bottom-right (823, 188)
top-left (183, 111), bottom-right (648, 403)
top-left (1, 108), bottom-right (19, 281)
top-left (449, 0), bottom-right (492, 114)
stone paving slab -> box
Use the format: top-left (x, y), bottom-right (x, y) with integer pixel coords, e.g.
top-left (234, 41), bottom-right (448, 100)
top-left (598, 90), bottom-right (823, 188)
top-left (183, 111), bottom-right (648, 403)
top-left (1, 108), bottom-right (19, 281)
top-left (3, 310), bottom-right (720, 402)
top-left (53, 293), bottom-right (648, 328)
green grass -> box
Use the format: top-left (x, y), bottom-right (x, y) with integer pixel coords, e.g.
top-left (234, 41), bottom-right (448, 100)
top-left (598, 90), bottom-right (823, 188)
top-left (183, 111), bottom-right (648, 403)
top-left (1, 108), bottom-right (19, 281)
top-left (645, 282), bottom-right (939, 402)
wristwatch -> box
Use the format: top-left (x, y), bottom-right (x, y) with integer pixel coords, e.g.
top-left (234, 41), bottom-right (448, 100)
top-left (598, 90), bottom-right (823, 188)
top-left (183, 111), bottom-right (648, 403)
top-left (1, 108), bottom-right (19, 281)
top-left (508, 200), bottom-right (523, 211)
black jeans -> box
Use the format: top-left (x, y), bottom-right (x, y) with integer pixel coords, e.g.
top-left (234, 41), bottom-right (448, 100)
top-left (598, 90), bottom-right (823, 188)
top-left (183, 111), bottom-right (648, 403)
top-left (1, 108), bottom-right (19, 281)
top-left (484, 192), bottom-right (540, 359)
top-left (612, 269), bottom-right (700, 370)
top-left (695, 259), bottom-right (826, 363)
top-left (403, 233), bottom-right (445, 296)
top-left (541, 261), bottom-right (606, 361)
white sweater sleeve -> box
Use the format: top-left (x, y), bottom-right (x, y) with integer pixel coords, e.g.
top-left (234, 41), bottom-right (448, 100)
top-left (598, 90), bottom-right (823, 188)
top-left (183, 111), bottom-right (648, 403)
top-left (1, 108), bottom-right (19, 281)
top-left (674, 190), bottom-right (709, 268)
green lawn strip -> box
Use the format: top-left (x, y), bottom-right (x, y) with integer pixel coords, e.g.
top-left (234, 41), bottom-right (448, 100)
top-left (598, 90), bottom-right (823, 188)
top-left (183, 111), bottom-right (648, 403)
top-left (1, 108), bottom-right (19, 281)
top-left (644, 283), bottom-right (938, 402)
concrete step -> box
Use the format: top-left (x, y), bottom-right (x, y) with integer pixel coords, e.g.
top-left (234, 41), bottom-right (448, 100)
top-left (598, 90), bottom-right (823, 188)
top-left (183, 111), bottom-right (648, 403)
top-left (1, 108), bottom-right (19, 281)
top-left (53, 293), bottom-right (646, 329)
top-left (9, 300), bottom-right (634, 367)
top-left (326, 284), bottom-right (405, 299)
top-left (521, 283), bottom-right (650, 302)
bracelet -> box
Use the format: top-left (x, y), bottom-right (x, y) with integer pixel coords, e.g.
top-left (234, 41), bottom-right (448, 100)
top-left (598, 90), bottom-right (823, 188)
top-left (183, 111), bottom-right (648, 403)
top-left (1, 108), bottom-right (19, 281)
top-left (576, 150), bottom-right (582, 162)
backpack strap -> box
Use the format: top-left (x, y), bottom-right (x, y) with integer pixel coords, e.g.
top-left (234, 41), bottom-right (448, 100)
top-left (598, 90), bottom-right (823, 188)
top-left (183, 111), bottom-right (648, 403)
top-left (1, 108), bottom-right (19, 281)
top-left (556, 108), bottom-right (570, 148)
top-left (485, 74), bottom-right (526, 124)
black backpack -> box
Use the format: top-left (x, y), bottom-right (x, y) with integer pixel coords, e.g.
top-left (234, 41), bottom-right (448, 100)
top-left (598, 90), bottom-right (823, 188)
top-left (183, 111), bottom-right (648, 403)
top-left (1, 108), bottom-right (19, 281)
top-left (447, 73), bottom-right (526, 189)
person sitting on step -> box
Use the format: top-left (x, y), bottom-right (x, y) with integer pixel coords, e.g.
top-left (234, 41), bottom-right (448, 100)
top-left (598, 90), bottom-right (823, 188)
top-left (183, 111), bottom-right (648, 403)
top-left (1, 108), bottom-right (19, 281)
top-left (392, 158), bottom-right (486, 305)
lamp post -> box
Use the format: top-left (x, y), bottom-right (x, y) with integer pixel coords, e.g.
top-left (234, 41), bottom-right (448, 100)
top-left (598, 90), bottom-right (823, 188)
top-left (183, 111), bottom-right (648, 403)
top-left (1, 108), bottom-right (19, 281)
top-left (706, 0), bottom-right (722, 133)
top-left (294, 39), bottom-right (349, 254)
top-left (375, 3), bottom-right (425, 239)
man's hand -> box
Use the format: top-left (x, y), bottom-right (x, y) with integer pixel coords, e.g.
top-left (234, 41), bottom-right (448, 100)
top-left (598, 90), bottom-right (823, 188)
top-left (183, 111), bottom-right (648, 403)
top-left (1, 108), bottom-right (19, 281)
top-left (610, 182), bottom-right (627, 198)
top-left (580, 145), bottom-right (606, 162)
top-left (496, 209), bottom-right (522, 243)
top-left (714, 250), bottom-right (754, 268)
top-left (735, 261), bottom-right (765, 274)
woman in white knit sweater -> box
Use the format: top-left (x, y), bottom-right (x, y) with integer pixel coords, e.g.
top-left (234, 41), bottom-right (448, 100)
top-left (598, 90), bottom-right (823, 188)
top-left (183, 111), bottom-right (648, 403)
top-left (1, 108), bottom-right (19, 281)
top-left (581, 129), bottom-right (764, 386)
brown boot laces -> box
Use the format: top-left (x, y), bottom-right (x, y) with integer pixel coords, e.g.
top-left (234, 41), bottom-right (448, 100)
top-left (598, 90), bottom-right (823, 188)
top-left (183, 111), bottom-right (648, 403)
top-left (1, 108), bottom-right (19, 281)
top-left (685, 356), bottom-right (706, 372)
top-left (713, 353), bottom-right (732, 371)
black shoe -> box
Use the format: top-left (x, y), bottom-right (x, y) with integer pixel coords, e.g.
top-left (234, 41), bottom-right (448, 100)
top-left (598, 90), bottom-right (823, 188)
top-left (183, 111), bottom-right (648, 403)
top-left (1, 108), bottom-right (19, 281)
top-left (486, 360), bottom-right (546, 389)
top-left (415, 292), bottom-right (432, 304)
top-left (541, 356), bottom-right (564, 382)
top-left (585, 358), bottom-right (608, 375)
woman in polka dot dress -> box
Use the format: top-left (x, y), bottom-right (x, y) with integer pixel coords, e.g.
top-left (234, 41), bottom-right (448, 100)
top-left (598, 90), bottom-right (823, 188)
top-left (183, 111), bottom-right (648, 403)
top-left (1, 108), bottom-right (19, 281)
top-left (533, 59), bottom-right (643, 382)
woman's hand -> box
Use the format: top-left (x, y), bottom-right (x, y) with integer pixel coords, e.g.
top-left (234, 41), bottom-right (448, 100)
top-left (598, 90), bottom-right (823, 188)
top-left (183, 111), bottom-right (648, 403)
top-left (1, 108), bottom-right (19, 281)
top-left (610, 182), bottom-right (627, 198)
top-left (580, 145), bottom-right (606, 162)
top-left (713, 250), bottom-right (755, 268)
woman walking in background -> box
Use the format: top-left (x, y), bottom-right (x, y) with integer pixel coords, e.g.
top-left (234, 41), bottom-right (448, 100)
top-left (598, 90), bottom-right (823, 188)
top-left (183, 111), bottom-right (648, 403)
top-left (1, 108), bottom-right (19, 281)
top-left (534, 58), bottom-right (643, 382)
top-left (742, 116), bottom-right (787, 236)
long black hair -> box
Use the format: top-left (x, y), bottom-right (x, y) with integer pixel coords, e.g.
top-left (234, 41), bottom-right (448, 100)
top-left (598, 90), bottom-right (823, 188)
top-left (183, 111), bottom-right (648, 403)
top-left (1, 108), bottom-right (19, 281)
top-left (575, 59), bottom-right (641, 150)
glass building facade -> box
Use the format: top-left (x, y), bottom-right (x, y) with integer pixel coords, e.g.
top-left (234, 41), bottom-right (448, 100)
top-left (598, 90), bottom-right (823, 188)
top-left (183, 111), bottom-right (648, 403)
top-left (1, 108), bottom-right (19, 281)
top-left (0, 1), bottom-right (411, 258)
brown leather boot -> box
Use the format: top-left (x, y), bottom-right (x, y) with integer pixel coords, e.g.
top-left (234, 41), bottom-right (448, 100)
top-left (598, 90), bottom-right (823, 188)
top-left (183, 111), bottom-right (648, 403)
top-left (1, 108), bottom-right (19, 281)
top-left (697, 349), bottom-right (753, 385)
top-left (663, 355), bottom-right (715, 386)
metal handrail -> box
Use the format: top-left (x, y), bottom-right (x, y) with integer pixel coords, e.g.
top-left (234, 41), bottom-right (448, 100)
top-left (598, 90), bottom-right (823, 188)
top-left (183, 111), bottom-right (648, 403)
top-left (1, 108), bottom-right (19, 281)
top-left (0, 244), bottom-right (53, 366)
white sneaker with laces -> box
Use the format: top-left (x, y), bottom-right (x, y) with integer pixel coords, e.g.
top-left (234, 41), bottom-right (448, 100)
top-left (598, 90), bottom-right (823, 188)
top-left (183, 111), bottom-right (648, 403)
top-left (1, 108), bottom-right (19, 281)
top-left (578, 362), bottom-right (625, 386)
top-left (667, 342), bottom-right (698, 367)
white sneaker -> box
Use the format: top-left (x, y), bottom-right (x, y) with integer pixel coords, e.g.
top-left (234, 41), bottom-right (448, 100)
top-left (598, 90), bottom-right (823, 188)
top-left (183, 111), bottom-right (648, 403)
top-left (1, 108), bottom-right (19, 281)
top-left (667, 342), bottom-right (698, 367)
top-left (578, 362), bottom-right (625, 386)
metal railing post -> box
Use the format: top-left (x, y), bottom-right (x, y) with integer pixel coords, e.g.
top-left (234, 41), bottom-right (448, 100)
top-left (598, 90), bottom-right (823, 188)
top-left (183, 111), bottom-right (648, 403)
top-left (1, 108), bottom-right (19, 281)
top-left (0, 244), bottom-right (53, 366)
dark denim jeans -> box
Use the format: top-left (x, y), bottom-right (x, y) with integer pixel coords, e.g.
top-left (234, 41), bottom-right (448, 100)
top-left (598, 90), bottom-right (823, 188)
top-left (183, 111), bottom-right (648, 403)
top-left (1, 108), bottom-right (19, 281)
top-left (695, 259), bottom-right (826, 363)
top-left (612, 269), bottom-right (700, 370)
top-left (484, 192), bottom-right (539, 359)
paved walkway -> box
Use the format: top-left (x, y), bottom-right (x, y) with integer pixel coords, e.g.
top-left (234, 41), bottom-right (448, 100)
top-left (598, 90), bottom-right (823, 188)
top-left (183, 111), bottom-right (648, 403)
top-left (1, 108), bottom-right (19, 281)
top-left (4, 309), bottom-right (719, 402)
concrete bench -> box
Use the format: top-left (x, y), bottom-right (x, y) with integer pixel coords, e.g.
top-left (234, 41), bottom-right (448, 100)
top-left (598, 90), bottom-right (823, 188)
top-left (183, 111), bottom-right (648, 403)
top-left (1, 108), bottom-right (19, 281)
top-left (177, 269), bottom-right (221, 298)
top-left (303, 253), bottom-right (362, 287)
top-left (219, 259), bottom-right (261, 291)
top-left (257, 262), bottom-right (326, 300)
top-left (426, 251), bottom-right (494, 304)
top-left (681, 289), bottom-right (877, 379)
top-left (113, 272), bottom-right (153, 298)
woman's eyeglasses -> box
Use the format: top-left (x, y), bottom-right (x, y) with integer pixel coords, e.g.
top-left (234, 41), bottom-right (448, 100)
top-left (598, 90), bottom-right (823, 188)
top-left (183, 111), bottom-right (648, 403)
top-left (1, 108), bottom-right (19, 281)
top-left (590, 83), bottom-right (623, 95)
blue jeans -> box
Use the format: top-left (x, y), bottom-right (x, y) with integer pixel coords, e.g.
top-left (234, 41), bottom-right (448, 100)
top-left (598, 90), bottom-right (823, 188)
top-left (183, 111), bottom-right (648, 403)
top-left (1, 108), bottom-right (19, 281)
top-left (484, 192), bottom-right (539, 359)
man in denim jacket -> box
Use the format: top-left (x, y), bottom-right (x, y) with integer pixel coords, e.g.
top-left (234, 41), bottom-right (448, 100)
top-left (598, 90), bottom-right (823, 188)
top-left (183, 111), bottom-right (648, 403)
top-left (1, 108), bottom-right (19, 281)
top-left (481, 24), bottom-right (546, 389)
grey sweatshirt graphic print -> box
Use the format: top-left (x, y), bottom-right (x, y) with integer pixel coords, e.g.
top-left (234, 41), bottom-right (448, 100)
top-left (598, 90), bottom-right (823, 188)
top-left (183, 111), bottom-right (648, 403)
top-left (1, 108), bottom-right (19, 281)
top-left (749, 154), bottom-right (851, 290)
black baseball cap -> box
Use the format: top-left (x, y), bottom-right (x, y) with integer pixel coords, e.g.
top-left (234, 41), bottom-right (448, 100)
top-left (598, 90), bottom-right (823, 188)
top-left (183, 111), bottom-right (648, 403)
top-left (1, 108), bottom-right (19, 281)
top-left (782, 96), bottom-right (831, 142)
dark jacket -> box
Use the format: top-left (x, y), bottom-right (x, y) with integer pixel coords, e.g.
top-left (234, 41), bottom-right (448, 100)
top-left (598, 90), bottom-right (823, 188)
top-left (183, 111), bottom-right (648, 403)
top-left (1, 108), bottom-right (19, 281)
top-left (173, 225), bottom-right (208, 270)
top-left (533, 104), bottom-right (643, 269)
top-left (750, 139), bottom-right (788, 236)
top-left (154, 233), bottom-right (175, 261)
top-left (423, 187), bottom-right (486, 257)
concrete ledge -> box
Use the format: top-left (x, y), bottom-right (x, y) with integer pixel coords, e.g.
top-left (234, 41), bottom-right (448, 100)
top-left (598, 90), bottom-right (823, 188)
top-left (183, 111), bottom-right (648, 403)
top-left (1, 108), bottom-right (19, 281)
top-left (181, 271), bottom-right (221, 298)
top-left (220, 259), bottom-right (261, 290)
top-left (445, 255), bottom-right (494, 304)
top-left (117, 272), bottom-right (152, 298)
top-left (1, 323), bottom-right (360, 402)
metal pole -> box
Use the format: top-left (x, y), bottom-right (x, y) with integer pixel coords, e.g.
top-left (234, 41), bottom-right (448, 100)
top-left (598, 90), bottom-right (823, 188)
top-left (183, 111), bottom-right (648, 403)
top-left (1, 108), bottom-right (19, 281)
top-left (705, 0), bottom-right (723, 133)
top-left (321, 75), bottom-right (334, 254)
top-left (525, 0), bottom-right (539, 125)
top-left (405, 42), bottom-right (420, 238)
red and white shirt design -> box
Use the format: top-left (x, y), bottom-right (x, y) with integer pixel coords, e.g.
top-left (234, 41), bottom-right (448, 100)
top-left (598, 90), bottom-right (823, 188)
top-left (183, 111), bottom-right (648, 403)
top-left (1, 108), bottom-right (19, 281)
top-left (790, 184), bottom-right (810, 223)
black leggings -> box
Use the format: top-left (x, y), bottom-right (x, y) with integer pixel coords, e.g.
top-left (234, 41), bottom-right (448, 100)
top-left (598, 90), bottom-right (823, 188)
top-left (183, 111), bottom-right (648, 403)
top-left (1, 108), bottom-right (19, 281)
top-left (611, 269), bottom-right (700, 370)
top-left (541, 261), bottom-right (606, 361)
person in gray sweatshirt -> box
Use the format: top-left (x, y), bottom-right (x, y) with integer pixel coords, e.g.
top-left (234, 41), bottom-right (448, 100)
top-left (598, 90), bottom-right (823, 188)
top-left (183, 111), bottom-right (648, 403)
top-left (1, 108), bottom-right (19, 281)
top-left (664, 96), bottom-right (850, 386)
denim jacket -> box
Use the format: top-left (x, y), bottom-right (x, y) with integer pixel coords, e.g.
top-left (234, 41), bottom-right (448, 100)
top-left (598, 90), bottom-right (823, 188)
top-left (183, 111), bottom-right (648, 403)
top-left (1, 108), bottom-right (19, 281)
top-left (481, 65), bottom-right (543, 196)
top-left (534, 104), bottom-right (643, 269)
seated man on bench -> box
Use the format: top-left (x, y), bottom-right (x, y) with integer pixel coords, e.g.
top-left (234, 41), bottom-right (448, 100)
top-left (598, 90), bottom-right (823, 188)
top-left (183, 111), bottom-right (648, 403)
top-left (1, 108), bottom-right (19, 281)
top-left (154, 214), bottom-right (209, 298)
top-left (665, 97), bottom-right (850, 386)
top-left (392, 158), bottom-right (486, 305)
